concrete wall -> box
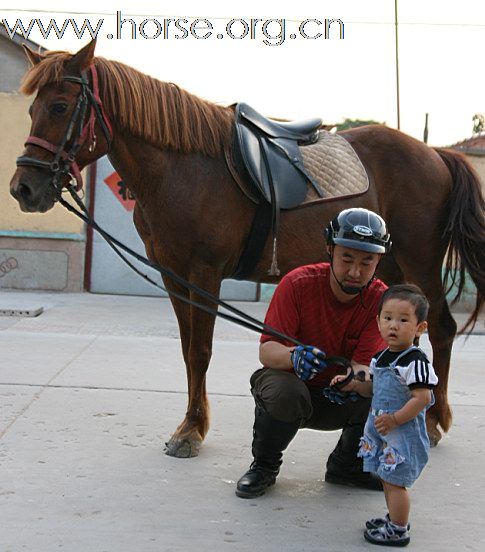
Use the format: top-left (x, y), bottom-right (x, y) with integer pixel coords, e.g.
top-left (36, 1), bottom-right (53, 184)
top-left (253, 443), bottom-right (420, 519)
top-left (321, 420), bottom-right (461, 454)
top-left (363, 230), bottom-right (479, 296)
top-left (0, 34), bottom-right (31, 93)
top-left (467, 154), bottom-right (485, 196)
top-left (0, 236), bottom-right (85, 292)
top-left (0, 94), bottom-right (85, 235)
top-left (0, 37), bottom-right (86, 292)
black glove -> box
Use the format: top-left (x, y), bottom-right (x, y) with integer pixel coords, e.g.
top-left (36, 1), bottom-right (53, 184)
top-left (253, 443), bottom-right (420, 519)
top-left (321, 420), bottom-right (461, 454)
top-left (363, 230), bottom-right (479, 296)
top-left (322, 386), bottom-right (359, 405)
top-left (290, 345), bottom-right (327, 381)
top-left (322, 368), bottom-right (360, 404)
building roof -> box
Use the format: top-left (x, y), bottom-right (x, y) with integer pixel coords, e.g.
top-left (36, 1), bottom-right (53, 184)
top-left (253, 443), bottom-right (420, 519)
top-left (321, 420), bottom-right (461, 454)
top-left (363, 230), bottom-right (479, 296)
top-left (450, 134), bottom-right (485, 156)
top-left (0, 25), bottom-right (44, 52)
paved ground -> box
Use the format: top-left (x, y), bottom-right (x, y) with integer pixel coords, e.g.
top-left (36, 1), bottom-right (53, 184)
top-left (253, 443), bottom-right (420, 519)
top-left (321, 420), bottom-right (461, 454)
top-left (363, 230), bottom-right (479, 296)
top-left (0, 290), bottom-right (484, 552)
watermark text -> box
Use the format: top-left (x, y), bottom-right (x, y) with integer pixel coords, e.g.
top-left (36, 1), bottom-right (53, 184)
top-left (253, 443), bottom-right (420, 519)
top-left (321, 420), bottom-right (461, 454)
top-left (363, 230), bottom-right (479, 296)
top-left (1, 12), bottom-right (345, 46)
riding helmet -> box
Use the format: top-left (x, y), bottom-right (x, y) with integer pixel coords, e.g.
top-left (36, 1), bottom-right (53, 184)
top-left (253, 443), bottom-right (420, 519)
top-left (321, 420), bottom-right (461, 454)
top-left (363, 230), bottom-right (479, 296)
top-left (324, 208), bottom-right (391, 254)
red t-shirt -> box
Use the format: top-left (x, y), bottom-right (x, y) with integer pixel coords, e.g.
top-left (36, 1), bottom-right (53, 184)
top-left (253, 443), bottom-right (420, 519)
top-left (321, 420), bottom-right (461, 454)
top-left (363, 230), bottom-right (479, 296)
top-left (260, 263), bottom-right (387, 387)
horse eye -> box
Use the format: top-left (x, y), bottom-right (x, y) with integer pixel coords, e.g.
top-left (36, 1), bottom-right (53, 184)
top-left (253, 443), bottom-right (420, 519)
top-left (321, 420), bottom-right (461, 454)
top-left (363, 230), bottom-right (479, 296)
top-left (51, 102), bottom-right (68, 115)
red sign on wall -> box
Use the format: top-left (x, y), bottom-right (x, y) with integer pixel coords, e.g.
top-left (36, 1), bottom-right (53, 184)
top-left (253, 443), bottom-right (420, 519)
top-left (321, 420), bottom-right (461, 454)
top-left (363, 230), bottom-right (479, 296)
top-left (104, 171), bottom-right (136, 211)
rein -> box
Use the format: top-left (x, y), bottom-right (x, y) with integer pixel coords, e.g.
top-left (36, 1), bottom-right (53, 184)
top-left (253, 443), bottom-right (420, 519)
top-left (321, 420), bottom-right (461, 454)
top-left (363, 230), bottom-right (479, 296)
top-left (62, 185), bottom-right (351, 371)
top-left (16, 65), bottom-right (352, 371)
top-left (61, 185), bottom-right (310, 347)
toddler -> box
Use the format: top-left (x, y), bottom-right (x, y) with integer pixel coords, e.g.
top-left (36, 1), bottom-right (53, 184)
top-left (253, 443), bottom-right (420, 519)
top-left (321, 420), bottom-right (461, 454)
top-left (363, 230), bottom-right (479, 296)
top-left (331, 284), bottom-right (438, 547)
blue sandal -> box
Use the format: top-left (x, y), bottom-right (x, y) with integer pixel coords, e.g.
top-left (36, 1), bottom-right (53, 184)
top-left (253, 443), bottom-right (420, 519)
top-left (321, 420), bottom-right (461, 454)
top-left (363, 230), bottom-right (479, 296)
top-left (364, 521), bottom-right (410, 547)
top-left (366, 513), bottom-right (410, 531)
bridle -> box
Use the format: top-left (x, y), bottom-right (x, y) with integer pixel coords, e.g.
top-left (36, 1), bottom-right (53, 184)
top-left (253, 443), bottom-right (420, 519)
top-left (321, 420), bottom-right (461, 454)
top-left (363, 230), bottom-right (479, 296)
top-left (16, 64), bottom-right (112, 196)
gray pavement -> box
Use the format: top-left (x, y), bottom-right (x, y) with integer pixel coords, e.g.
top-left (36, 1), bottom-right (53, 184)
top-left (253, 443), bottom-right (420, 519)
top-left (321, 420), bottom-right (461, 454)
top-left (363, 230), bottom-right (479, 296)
top-left (0, 290), bottom-right (484, 552)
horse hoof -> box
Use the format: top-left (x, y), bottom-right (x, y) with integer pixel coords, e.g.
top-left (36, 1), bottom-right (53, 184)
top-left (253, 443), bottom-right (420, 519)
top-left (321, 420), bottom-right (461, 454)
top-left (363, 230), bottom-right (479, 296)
top-left (428, 427), bottom-right (442, 448)
top-left (164, 436), bottom-right (201, 458)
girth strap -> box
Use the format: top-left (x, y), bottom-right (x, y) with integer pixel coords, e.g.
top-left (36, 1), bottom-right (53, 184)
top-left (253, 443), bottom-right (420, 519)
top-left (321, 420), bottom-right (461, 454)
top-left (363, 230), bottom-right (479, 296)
top-left (232, 199), bottom-right (272, 280)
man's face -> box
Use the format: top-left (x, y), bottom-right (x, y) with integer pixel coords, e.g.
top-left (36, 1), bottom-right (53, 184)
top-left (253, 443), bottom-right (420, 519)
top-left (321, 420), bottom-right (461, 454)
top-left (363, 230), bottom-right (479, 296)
top-left (329, 245), bottom-right (381, 295)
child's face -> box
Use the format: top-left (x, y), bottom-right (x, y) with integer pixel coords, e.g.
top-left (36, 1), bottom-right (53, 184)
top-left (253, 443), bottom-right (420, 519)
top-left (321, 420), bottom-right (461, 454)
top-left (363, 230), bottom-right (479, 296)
top-left (377, 298), bottom-right (427, 352)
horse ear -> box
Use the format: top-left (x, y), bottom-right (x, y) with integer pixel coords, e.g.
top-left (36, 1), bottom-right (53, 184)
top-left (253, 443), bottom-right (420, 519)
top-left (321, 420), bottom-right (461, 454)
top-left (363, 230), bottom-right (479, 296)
top-left (23, 45), bottom-right (44, 66)
top-left (66, 39), bottom-right (97, 73)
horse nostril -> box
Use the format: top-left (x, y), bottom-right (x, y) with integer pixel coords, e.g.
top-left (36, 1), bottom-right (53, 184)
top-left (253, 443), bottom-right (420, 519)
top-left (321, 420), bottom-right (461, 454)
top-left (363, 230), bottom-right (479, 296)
top-left (18, 182), bottom-right (33, 200)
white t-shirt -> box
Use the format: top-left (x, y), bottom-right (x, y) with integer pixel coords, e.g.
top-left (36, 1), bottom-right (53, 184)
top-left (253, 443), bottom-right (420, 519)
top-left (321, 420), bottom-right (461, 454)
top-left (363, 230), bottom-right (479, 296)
top-left (370, 348), bottom-right (438, 389)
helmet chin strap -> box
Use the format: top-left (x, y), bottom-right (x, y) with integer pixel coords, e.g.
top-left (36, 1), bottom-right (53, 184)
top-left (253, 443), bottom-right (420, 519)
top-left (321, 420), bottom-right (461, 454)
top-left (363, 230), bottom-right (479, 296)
top-left (329, 261), bottom-right (366, 294)
top-left (328, 251), bottom-right (377, 308)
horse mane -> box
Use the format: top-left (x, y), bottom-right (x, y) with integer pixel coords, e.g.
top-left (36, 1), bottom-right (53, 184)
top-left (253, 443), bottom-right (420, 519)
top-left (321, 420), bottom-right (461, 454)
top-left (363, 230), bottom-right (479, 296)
top-left (20, 51), bottom-right (234, 157)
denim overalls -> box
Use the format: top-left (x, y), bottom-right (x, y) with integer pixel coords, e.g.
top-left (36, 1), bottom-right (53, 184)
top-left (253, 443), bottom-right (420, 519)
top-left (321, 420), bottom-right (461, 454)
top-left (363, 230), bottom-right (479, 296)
top-left (358, 346), bottom-right (434, 488)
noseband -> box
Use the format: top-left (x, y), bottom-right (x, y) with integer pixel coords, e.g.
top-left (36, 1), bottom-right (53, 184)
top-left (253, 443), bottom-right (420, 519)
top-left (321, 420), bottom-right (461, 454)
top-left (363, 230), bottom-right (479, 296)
top-left (16, 64), bottom-right (112, 195)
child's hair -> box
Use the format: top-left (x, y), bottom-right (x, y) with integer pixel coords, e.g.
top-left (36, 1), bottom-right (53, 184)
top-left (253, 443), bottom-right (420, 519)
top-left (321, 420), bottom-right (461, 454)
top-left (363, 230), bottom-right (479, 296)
top-left (378, 284), bottom-right (430, 323)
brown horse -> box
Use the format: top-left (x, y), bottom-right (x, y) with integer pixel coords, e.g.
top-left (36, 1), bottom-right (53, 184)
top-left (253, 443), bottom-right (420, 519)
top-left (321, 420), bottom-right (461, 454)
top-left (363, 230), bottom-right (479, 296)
top-left (10, 41), bottom-right (485, 457)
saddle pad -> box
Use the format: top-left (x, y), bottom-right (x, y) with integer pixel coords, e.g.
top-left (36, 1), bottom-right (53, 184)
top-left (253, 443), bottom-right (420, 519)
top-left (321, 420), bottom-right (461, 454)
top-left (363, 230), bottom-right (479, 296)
top-left (300, 130), bottom-right (369, 201)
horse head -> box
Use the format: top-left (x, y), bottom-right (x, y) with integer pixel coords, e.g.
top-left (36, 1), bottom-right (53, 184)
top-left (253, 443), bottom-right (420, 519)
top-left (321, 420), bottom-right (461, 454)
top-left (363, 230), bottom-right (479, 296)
top-left (10, 40), bottom-right (111, 213)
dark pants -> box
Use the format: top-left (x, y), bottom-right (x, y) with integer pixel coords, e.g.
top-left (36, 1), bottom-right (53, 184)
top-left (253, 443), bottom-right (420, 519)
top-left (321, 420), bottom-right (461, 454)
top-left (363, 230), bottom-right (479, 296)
top-left (250, 367), bottom-right (370, 429)
top-left (245, 368), bottom-right (381, 490)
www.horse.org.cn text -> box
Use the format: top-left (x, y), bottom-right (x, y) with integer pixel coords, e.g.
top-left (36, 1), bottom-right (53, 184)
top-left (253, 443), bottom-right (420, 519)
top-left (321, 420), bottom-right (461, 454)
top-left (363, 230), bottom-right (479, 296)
top-left (1, 13), bottom-right (345, 46)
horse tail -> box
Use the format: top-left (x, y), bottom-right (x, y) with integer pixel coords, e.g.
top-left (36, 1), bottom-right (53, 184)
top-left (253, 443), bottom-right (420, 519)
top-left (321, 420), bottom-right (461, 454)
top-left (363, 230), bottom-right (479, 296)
top-left (434, 147), bottom-right (485, 333)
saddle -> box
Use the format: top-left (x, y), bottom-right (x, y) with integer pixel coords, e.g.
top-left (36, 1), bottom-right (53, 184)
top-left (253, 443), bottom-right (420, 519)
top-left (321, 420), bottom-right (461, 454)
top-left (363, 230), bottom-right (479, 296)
top-left (230, 103), bottom-right (370, 280)
top-left (231, 103), bottom-right (323, 278)
top-left (232, 102), bottom-right (323, 209)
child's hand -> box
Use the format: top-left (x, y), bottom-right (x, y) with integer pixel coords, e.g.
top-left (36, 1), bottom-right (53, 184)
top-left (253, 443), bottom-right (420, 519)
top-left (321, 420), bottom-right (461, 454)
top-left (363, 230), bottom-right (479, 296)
top-left (330, 374), bottom-right (353, 391)
top-left (375, 413), bottom-right (399, 436)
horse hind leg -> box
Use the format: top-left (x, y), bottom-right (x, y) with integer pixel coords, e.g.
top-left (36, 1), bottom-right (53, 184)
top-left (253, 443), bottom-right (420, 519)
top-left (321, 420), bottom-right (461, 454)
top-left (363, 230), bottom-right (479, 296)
top-left (376, 255), bottom-right (452, 442)
top-left (424, 294), bottom-right (456, 446)
top-left (393, 254), bottom-right (456, 446)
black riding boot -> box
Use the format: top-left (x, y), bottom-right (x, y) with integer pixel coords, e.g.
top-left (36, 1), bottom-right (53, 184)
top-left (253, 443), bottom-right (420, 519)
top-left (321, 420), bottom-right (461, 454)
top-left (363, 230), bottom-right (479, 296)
top-left (325, 423), bottom-right (383, 491)
top-left (236, 406), bottom-right (300, 499)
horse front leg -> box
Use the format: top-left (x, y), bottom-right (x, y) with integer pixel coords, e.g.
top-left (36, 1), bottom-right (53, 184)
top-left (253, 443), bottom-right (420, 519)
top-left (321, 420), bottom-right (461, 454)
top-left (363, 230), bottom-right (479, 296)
top-left (164, 271), bottom-right (221, 458)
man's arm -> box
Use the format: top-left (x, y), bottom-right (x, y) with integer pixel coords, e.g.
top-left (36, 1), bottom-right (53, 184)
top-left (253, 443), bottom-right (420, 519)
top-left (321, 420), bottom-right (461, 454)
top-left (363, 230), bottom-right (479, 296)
top-left (351, 360), bottom-right (371, 381)
top-left (260, 345), bottom-right (374, 376)
top-left (258, 271), bottom-right (299, 371)
top-left (330, 371), bottom-right (373, 398)
top-left (350, 294), bottom-right (387, 377)
top-left (261, 340), bottom-right (328, 382)
top-left (259, 341), bottom-right (293, 370)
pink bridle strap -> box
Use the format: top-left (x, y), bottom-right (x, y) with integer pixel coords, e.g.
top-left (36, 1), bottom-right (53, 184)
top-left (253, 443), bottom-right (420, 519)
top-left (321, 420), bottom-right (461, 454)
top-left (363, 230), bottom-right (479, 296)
top-left (89, 64), bottom-right (113, 138)
top-left (77, 64), bottom-right (113, 151)
top-left (24, 135), bottom-right (83, 191)
top-left (22, 64), bottom-right (113, 192)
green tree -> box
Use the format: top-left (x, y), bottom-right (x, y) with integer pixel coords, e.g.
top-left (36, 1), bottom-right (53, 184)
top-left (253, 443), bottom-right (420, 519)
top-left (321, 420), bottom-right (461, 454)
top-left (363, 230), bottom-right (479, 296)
top-left (336, 118), bottom-right (382, 131)
top-left (472, 113), bottom-right (485, 135)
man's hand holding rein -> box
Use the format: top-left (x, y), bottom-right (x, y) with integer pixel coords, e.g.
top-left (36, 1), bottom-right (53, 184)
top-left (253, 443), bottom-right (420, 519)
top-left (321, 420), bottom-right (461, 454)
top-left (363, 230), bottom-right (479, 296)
top-left (290, 345), bottom-right (327, 381)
